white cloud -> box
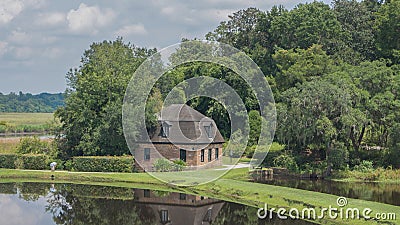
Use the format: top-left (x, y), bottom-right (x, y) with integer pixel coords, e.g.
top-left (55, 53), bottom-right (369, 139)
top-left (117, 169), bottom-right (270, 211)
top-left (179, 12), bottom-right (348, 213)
top-left (114, 24), bottom-right (147, 37)
top-left (66, 3), bottom-right (116, 35)
top-left (0, 41), bottom-right (9, 56)
top-left (0, 0), bottom-right (47, 25)
top-left (8, 30), bottom-right (31, 44)
top-left (12, 46), bottom-right (33, 60)
top-left (42, 47), bottom-right (62, 58)
top-left (0, 0), bottom-right (24, 25)
top-left (35, 12), bottom-right (65, 26)
top-left (41, 36), bottom-right (57, 44)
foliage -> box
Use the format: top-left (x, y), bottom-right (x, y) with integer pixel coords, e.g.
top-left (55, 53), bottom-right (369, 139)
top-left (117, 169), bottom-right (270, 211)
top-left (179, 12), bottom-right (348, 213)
top-left (0, 92), bottom-right (64, 113)
top-left (56, 38), bottom-right (156, 157)
top-left (0, 154), bottom-right (18, 168)
top-left (51, 1), bottom-right (400, 171)
top-left (273, 152), bottom-right (298, 172)
top-left (18, 154), bottom-right (49, 170)
top-left (71, 156), bottom-right (134, 172)
top-left (354, 160), bottom-right (374, 172)
top-left (328, 141), bottom-right (349, 170)
top-left (172, 159), bottom-right (186, 171)
top-left (153, 158), bottom-right (172, 172)
top-left (152, 158), bottom-right (187, 172)
top-left (17, 137), bottom-right (50, 154)
top-left (375, 0), bottom-right (400, 63)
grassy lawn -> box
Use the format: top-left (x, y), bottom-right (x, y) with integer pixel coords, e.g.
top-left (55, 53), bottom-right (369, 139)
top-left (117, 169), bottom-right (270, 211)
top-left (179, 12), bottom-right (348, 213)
top-left (0, 168), bottom-right (398, 225)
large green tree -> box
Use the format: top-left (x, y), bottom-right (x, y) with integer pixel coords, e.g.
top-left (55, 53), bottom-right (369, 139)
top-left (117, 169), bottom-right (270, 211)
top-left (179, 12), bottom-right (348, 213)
top-left (375, 0), bottom-right (400, 63)
top-left (56, 38), bottom-right (156, 157)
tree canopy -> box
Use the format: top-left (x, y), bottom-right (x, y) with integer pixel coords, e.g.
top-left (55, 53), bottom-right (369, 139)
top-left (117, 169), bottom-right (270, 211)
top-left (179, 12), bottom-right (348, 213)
top-left (57, 0), bottom-right (400, 169)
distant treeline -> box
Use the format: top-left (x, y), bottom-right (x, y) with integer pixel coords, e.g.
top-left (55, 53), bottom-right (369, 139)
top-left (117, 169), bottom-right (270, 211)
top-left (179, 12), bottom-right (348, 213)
top-left (0, 92), bottom-right (64, 113)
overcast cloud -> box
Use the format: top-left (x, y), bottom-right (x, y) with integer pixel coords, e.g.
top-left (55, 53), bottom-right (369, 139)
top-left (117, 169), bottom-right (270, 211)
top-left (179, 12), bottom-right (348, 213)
top-left (0, 0), bottom-right (330, 94)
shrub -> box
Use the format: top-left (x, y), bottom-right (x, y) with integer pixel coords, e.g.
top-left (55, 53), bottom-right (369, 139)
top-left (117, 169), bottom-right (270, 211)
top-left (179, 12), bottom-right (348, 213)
top-left (64, 160), bottom-right (73, 171)
top-left (172, 159), bottom-right (186, 171)
top-left (153, 158), bottom-right (173, 172)
top-left (16, 137), bottom-right (51, 155)
top-left (19, 154), bottom-right (49, 170)
top-left (72, 156), bottom-right (134, 172)
top-left (354, 160), bottom-right (374, 172)
top-left (0, 154), bottom-right (18, 168)
top-left (273, 153), bottom-right (298, 172)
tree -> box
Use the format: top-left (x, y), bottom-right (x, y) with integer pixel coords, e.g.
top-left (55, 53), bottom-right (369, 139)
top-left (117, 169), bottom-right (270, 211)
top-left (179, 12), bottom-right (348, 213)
top-left (270, 2), bottom-right (345, 55)
top-left (273, 44), bottom-right (334, 93)
top-left (333, 0), bottom-right (376, 62)
top-left (375, 0), bottom-right (400, 63)
top-left (56, 38), bottom-right (156, 157)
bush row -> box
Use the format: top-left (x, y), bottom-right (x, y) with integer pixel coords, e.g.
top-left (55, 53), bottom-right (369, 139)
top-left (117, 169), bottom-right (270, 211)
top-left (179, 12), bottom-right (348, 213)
top-left (69, 156), bottom-right (135, 173)
top-left (0, 154), bottom-right (135, 172)
top-left (0, 153), bottom-right (49, 170)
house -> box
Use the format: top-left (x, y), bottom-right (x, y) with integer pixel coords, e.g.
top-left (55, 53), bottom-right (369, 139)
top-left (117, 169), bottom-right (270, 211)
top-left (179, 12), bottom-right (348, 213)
top-left (136, 104), bottom-right (224, 171)
top-left (133, 188), bottom-right (224, 225)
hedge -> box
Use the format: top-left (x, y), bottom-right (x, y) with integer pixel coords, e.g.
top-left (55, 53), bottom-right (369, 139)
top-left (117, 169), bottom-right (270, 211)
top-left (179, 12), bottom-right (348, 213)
top-left (0, 154), bottom-right (18, 169)
top-left (72, 156), bottom-right (134, 172)
top-left (0, 154), bottom-right (50, 170)
top-left (19, 154), bottom-right (49, 170)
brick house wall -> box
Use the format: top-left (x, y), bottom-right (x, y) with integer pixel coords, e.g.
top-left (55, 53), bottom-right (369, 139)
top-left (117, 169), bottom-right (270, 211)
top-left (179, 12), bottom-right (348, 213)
top-left (135, 143), bottom-right (223, 171)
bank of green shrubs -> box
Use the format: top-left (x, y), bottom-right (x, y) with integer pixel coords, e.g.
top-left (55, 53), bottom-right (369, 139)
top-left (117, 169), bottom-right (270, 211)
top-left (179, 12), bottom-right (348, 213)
top-left (70, 156), bottom-right (134, 172)
top-left (0, 153), bottom-right (49, 170)
top-left (0, 153), bottom-right (134, 172)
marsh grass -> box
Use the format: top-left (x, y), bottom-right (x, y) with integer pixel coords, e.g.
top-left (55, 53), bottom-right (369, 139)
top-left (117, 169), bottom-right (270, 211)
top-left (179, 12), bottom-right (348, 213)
top-left (0, 113), bottom-right (58, 133)
top-left (0, 138), bottom-right (19, 153)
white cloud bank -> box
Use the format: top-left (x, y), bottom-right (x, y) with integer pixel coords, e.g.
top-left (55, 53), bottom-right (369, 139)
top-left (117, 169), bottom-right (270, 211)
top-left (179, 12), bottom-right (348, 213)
top-left (67, 3), bottom-right (116, 35)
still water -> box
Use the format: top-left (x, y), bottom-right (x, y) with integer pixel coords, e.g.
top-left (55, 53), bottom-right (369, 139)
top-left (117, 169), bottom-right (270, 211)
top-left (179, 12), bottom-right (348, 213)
top-left (0, 182), bottom-right (315, 225)
top-left (257, 178), bottom-right (400, 206)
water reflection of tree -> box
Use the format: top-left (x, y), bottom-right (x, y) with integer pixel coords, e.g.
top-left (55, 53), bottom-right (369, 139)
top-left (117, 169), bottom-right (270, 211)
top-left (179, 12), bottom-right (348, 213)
top-left (16, 182), bottom-right (48, 202)
top-left (45, 184), bottom-right (156, 225)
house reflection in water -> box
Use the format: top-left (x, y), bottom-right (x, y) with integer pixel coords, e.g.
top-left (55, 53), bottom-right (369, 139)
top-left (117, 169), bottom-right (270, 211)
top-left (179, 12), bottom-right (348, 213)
top-left (133, 188), bottom-right (224, 225)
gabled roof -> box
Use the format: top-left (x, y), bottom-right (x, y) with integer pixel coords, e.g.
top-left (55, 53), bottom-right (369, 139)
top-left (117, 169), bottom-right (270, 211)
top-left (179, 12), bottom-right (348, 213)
top-left (158, 104), bottom-right (208, 122)
top-left (150, 104), bottom-right (225, 144)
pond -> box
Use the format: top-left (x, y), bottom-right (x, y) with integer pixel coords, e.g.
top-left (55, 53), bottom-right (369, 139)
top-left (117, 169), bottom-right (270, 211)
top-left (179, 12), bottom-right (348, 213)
top-left (0, 182), bottom-right (315, 225)
top-left (255, 178), bottom-right (400, 206)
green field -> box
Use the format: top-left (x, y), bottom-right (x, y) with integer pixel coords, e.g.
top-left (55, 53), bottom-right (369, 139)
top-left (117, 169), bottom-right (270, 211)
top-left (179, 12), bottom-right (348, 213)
top-left (0, 113), bottom-right (56, 133)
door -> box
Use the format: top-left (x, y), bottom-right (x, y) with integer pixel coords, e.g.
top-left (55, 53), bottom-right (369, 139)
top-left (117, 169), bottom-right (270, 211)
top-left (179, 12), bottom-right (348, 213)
top-left (180, 149), bottom-right (186, 162)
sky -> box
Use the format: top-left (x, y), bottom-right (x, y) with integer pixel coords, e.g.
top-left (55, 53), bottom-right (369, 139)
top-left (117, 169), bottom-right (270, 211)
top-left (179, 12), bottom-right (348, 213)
top-left (0, 0), bottom-right (330, 94)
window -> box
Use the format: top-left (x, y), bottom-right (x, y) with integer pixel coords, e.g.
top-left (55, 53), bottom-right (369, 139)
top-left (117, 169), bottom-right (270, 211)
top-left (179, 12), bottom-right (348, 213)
top-left (208, 149), bottom-right (212, 162)
top-left (200, 149), bottom-right (205, 162)
top-left (215, 148), bottom-right (219, 160)
top-left (180, 149), bottom-right (186, 162)
top-left (144, 148), bottom-right (150, 161)
top-left (161, 121), bottom-right (171, 137)
top-left (160, 210), bottom-right (169, 224)
top-left (144, 189), bottom-right (150, 198)
top-left (179, 193), bottom-right (186, 200)
top-left (204, 124), bottom-right (213, 138)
